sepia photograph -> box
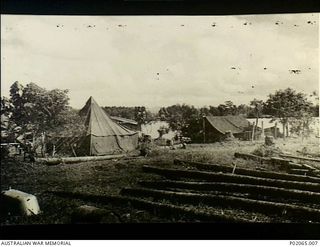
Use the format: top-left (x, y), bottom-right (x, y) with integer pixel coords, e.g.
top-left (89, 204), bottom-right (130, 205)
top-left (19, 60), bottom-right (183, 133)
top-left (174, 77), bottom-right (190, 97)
top-left (0, 10), bottom-right (319, 239)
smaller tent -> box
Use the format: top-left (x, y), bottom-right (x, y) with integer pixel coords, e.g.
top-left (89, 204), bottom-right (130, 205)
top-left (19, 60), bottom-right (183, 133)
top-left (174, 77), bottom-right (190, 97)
top-left (204, 115), bottom-right (252, 142)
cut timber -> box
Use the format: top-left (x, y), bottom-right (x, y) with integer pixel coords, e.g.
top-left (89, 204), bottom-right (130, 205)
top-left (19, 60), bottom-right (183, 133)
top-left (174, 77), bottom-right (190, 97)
top-left (270, 157), bottom-right (291, 166)
top-left (48, 191), bottom-right (251, 223)
top-left (289, 169), bottom-right (314, 176)
top-left (138, 180), bottom-right (320, 204)
top-left (36, 154), bottom-right (126, 165)
top-left (234, 152), bottom-right (269, 163)
top-left (142, 166), bottom-right (320, 192)
top-left (270, 158), bottom-right (305, 170)
top-left (121, 187), bottom-right (320, 222)
top-left (280, 154), bottom-right (320, 163)
top-left (288, 162), bottom-right (319, 173)
top-left (234, 153), bottom-right (305, 170)
top-left (174, 159), bottom-right (320, 183)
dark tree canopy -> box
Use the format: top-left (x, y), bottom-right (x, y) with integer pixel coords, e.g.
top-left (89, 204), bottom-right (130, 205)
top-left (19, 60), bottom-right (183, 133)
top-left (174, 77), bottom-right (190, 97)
top-left (263, 88), bottom-right (315, 138)
top-left (7, 81), bottom-right (74, 135)
top-left (264, 88), bottom-right (313, 121)
top-left (104, 106), bottom-right (155, 124)
top-left (158, 104), bottom-right (203, 141)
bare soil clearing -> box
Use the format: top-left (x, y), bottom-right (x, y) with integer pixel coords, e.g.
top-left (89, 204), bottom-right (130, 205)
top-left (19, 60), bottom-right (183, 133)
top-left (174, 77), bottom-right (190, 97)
top-left (1, 138), bottom-right (319, 224)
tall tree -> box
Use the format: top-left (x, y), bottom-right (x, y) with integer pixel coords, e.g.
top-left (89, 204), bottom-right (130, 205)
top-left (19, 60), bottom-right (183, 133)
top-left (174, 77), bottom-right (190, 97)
top-left (1, 96), bottom-right (13, 116)
top-left (160, 104), bottom-right (202, 142)
top-left (134, 106), bottom-right (147, 125)
top-left (8, 82), bottom-right (72, 136)
top-left (9, 81), bottom-right (24, 124)
top-left (250, 98), bottom-right (264, 127)
top-left (264, 88), bottom-right (314, 139)
top-left (217, 101), bottom-right (238, 115)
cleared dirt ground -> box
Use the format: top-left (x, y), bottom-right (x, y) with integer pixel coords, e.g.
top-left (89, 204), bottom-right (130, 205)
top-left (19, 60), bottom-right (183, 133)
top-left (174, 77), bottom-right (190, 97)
top-left (1, 137), bottom-right (319, 225)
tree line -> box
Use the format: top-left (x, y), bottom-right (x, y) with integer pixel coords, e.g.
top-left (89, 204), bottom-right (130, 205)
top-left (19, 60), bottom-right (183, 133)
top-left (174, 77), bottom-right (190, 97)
top-left (158, 88), bottom-right (318, 141)
top-left (1, 81), bottom-right (319, 143)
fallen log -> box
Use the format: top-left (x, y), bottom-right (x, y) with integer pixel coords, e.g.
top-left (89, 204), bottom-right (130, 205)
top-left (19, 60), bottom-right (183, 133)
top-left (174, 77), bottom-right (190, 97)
top-left (300, 164), bottom-right (318, 170)
top-left (289, 169), bottom-right (314, 176)
top-left (138, 180), bottom-right (320, 204)
top-left (174, 159), bottom-right (320, 183)
top-left (142, 166), bottom-right (320, 192)
top-left (121, 187), bottom-right (320, 222)
top-left (36, 154), bottom-right (126, 165)
top-left (280, 154), bottom-right (320, 163)
top-left (234, 153), bottom-right (305, 170)
top-left (234, 152), bottom-right (269, 163)
top-left (47, 191), bottom-right (251, 223)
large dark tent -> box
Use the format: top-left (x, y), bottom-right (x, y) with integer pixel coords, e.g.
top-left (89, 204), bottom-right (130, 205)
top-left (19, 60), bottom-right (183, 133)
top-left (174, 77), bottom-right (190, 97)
top-left (49, 97), bottom-right (139, 156)
top-left (204, 115), bottom-right (252, 142)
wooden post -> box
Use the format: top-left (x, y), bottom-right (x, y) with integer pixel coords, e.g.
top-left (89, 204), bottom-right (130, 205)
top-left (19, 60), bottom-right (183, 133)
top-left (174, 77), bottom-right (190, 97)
top-left (232, 163), bottom-right (237, 174)
top-left (251, 122), bottom-right (255, 142)
top-left (261, 121), bottom-right (264, 139)
top-left (203, 116), bottom-right (206, 143)
top-left (274, 122), bottom-right (277, 139)
top-left (71, 145), bottom-right (77, 157)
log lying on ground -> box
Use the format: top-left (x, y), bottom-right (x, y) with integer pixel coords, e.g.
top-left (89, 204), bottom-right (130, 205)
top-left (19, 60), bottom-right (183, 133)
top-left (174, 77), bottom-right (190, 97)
top-left (121, 187), bottom-right (320, 222)
top-left (280, 154), bottom-right (320, 163)
top-left (289, 169), bottom-right (315, 176)
top-left (270, 157), bottom-right (303, 169)
top-left (234, 152), bottom-right (270, 163)
top-left (142, 166), bottom-right (320, 192)
top-left (47, 191), bottom-right (250, 223)
top-left (36, 154), bottom-right (126, 165)
top-left (234, 153), bottom-right (306, 170)
top-left (138, 180), bottom-right (320, 204)
top-left (174, 159), bottom-right (320, 183)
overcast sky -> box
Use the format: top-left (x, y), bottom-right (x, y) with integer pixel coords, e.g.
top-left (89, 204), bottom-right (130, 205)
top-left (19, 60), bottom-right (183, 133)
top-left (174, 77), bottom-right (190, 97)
top-left (1, 14), bottom-right (319, 111)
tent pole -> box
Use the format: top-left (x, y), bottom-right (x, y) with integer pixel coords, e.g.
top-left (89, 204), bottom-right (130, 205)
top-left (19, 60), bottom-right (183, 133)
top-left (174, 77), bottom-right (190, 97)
top-left (202, 115), bottom-right (206, 143)
top-left (89, 134), bottom-right (92, 156)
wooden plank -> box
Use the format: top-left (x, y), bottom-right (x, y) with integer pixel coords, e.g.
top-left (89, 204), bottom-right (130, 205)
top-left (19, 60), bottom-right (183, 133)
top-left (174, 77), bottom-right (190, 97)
top-left (234, 153), bottom-right (307, 170)
top-left (174, 159), bottom-right (320, 183)
top-left (234, 152), bottom-right (269, 163)
top-left (121, 187), bottom-right (320, 222)
top-left (142, 166), bottom-right (320, 192)
top-left (48, 190), bottom-right (251, 223)
top-left (280, 154), bottom-right (320, 163)
top-left (36, 154), bottom-right (126, 165)
top-left (138, 180), bottom-right (320, 204)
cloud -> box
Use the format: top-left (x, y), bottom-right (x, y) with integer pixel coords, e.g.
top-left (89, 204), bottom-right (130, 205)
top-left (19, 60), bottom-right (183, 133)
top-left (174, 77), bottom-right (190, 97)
top-left (1, 14), bottom-right (318, 109)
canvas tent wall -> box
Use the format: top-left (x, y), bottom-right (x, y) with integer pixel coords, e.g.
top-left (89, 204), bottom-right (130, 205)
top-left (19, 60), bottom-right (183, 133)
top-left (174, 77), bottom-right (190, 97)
top-left (110, 116), bottom-right (140, 131)
top-left (204, 115), bottom-right (252, 142)
top-left (49, 97), bottom-right (138, 156)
